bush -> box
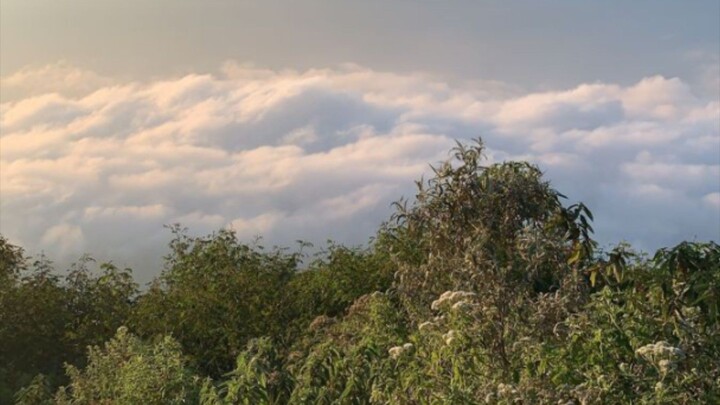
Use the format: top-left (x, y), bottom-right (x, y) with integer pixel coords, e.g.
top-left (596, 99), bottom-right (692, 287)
top-left (55, 327), bottom-right (201, 404)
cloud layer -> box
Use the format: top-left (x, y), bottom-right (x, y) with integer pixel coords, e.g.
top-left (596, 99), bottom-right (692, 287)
top-left (1, 62), bottom-right (718, 280)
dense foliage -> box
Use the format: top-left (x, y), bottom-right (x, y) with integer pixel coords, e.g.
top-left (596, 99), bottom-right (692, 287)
top-left (2, 140), bottom-right (718, 404)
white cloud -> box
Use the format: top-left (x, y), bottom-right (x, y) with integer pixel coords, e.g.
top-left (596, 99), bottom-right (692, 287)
top-left (0, 61), bottom-right (113, 102)
top-left (1, 62), bottom-right (718, 281)
top-left (704, 192), bottom-right (720, 209)
top-left (84, 204), bottom-right (170, 220)
top-left (229, 212), bottom-right (286, 239)
top-left (41, 224), bottom-right (85, 255)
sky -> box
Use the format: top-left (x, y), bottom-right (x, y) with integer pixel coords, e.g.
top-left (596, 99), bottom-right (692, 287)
top-left (1, 1), bottom-right (719, 282)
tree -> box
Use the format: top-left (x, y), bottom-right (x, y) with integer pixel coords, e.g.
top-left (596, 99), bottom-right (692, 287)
top-left (64, 258), bottom-right (138, 357)
top-left (286, 243), bottom-right (394, 333)
top-left (0, 243), bottom-right (137, 403)
top-left (381, 139), bottom-right (594, 321)
top-left (132, 227), bottom-right (299, 376)
top-left (0, 255), bottom-right (70, 402)
top-left (0, 235), bottom-right (25, 287)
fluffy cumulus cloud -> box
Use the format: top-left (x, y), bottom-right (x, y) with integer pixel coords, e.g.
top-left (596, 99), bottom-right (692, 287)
top-left (1, 61), bottom-right (718, 281)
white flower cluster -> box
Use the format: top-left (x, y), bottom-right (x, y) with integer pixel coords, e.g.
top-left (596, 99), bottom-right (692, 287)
top-left (635, 341), bottom-right (685, 360)
top-left (657, 359), bottom-right (673, 375)
top-left (497, 383), bottom-right (518, 398)
top-left (388, 343), bottom-right (414, 359)
top-left (451, 300), bottom-right (475, 311)
top-left (431, 290), bottom-right (476, 311)
top-left (636, 341), bottom-right (685, 375)
top-left (418, 321), bottom-right (434, 331)
top-left (443, 330), bottom-right (457, 345)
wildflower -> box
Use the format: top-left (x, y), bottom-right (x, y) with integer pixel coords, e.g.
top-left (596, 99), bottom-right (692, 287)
top-left (658, 359), bottom-right (673, 375)
top-left (443, 330), bottom-right (457, 345)
top-left (635, 341), bottom-right (685, 362)
top-left (418, 321), bottom-right (434, 331)
top-left (388, 343), bottom-right (414, 359)
top-left (388, 346), bottom-right (403, 359)
top-left (431, 290), bottom-right (476, 311)
top-left (636, 341), bottom-right (685, 376)
top-left (451, 300), bottom-right (475, 311)
top-left (431, 291), bottom-right (453, 311)
top-left (497, 383), bottom-right (517, 397)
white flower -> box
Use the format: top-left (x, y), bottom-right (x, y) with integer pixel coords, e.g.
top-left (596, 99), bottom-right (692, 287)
top-left (658, 359), bottom-right (673, 374)
top-left (497, 383), bottom-right (517, 397)
top-left (636, 341), bottom-right (685, 376)
top-left (431, 290), bottom-right (476, 311)
top-left (418, 321), bottom-right (434, 331)
top-left (431, 291), bottom-right (453, 311)
top-left (635, 341), bottom-right (684, 361)
top-left (451, 300), bottom-right (475, 311)
top-left (443, 330), bottom-right (457, 345)
top-left (635, 345), bottom-right (651, 357)
top-left (388, 343), bottom-right (414, 359)
top-left (388, 346), bottom-right (404, 359)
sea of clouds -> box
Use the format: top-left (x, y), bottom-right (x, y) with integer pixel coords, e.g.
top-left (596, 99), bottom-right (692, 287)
top-left (1, 61), bottom-right (718, 281)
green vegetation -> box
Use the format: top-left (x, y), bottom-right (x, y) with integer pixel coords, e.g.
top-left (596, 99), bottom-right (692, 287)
top-left (2, 140), bottom-right (718, 404)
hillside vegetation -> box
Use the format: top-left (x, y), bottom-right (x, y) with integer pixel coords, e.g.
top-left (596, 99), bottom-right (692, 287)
top-left (2, 140), bottom-right (718, 404)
